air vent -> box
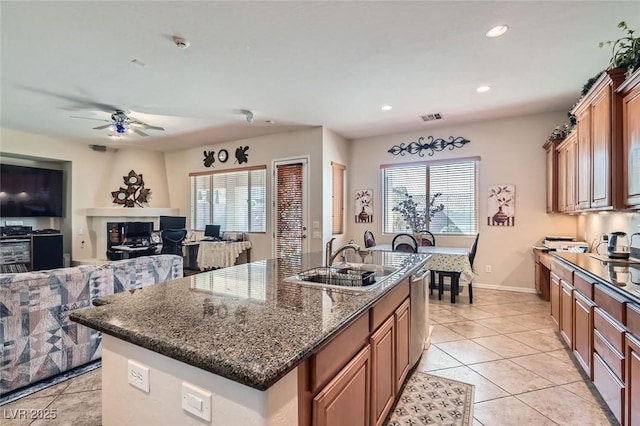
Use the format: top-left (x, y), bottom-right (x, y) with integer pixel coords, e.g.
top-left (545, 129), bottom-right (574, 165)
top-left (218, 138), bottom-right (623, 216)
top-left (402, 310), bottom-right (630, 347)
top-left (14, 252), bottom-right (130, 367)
top-left (420, 113), bottom-right (443, 122)
top-left (90, 144), bottom-right (107, 152)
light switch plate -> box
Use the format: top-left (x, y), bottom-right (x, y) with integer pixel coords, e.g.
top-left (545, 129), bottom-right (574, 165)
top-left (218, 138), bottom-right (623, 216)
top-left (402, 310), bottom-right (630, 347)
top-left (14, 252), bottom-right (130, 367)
top-left (127, 360), bottom-right (149, 393)
top-left (312, 231), bottom-right (322, 239)
top-left (312, 221), bottom-right (320, 229)
top-left (182, 382), bottom-right (211, 421)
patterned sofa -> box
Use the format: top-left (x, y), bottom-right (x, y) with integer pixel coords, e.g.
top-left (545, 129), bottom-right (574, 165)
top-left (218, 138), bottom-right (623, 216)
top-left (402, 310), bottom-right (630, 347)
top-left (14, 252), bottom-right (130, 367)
top-left (0, 254), bottom-right (183, 396)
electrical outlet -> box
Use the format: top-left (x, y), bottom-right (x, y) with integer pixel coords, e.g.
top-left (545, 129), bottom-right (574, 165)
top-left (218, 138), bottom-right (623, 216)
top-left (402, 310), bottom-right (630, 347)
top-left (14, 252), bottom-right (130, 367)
top-left (485, 265), bottom-right (492, 273)
top-left (182, 382), bottom-right (211, 421)
top-left (127, 360), bottom-right (149, 393)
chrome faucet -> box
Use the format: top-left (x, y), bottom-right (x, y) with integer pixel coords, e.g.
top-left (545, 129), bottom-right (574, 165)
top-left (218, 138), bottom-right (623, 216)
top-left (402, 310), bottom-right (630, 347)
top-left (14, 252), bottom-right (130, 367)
top-left (326, 237), bottom-right (361, 266)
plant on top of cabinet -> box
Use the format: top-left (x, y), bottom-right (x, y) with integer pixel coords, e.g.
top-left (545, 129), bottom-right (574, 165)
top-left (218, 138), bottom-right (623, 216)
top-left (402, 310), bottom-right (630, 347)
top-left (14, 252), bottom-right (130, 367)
top-left (600, 21), bottom-right (640, 77)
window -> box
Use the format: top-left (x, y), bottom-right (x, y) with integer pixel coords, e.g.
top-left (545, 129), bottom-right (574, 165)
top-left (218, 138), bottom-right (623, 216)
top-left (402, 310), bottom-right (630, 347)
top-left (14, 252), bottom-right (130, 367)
top-left (190, 166), bottom-right (266, 232)
top-left (382, 158), bottom-right (478, 235)
top-left (332, 162), bottom-right (346, 234)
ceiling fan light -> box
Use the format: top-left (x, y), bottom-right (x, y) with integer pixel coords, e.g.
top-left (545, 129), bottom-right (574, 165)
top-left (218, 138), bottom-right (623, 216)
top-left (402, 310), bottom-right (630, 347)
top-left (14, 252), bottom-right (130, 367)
top-left (116, 123), bottom-right (126, 134)
top-left (108, 124), bottom-right (116, 131)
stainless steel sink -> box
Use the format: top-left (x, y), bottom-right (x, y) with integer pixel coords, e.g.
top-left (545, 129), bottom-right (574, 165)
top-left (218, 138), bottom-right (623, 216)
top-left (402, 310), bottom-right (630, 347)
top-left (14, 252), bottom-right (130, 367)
top-left (286, 263), bottom-right (399, 291)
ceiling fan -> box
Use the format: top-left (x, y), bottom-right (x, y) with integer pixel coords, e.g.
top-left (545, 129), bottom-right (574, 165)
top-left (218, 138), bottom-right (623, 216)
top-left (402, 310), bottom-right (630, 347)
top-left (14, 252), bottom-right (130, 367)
top-left (71, 110), bottom-right (164, 137)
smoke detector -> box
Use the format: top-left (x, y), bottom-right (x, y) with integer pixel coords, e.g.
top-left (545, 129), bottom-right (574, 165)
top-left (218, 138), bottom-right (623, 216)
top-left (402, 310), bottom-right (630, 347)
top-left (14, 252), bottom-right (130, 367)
top-left (420, 113), bottom-right (443, 122)
top-left (173, 36), bottom-right (190, 49)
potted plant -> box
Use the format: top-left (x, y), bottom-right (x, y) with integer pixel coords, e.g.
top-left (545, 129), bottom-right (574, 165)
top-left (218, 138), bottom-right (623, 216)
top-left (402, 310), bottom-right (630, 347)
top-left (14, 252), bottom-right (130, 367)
top-left (488, 186), bottom-right (513, 224)
top-left (392, 191), bottom-right (444, 237)
top-left (600, 21), bottom-right (640, 77)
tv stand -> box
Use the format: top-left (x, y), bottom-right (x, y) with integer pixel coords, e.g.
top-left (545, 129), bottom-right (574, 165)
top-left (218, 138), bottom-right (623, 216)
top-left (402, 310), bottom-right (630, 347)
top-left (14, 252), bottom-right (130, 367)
top-left (0, 233), bottom-right (63, 273)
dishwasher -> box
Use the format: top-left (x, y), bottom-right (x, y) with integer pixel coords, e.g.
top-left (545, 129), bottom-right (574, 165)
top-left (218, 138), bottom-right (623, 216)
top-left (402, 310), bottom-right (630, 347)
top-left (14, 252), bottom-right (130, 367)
top-left (409, 267), bottom-right (430, 367)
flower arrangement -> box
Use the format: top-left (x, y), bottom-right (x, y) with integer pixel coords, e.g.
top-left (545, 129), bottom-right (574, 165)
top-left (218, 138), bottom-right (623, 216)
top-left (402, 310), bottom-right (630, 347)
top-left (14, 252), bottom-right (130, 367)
top-left (599, 21), bottom-right (640, 73)
top-left (488, 185), bottom-right (513, 209)
top-left (392, 191), bottom-right (444, 232)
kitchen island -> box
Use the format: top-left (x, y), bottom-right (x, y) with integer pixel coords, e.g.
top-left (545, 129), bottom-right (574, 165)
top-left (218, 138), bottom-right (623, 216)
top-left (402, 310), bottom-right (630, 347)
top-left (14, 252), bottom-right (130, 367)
top-left (70, 250), bottom-right (430, 426)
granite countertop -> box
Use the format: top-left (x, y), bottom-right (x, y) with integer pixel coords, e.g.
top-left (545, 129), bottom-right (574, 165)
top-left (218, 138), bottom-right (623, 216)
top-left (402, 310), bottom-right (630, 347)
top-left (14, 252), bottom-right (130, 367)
top-left (552, 252), bottom-right (640, 304)
top-left (70, 250), bottom-right (429, 391)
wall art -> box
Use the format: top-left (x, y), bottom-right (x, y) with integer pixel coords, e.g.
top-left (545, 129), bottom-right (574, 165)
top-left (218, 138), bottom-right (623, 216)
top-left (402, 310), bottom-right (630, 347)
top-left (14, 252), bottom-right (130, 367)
top-left (487, 184), bottom-right (515, 226)
top-left (355, 189), bottom-right (373, 223)
top-left (388, 136), bottom-right (470, 157)
top-left (111, 170), bottom-right (151, 207)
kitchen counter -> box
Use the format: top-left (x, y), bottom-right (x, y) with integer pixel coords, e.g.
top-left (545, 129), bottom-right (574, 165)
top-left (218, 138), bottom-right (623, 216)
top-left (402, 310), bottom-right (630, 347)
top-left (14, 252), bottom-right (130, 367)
top-left (70, 250), bottom-right (429, 391)
top-left (552, 252), bottom-right (640, 303)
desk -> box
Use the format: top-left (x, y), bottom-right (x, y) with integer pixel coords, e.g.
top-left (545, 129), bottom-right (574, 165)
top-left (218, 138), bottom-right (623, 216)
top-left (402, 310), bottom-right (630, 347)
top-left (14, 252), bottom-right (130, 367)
top-left (195, 241), bottom-right (252, 270)
top-left (110, 245), bottom-right (156, 259)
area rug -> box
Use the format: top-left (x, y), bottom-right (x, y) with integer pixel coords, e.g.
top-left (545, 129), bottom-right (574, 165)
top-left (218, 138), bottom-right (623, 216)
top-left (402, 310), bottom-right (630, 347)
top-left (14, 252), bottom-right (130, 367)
top-left (387, 371), bottom-right (475, 426)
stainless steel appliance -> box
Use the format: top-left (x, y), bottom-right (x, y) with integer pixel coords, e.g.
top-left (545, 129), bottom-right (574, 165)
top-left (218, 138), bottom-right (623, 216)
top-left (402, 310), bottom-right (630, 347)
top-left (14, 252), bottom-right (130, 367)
top-left (608, 232), bottom-right (630, 260)
top-left (410, 268), bottom-right (430, 367)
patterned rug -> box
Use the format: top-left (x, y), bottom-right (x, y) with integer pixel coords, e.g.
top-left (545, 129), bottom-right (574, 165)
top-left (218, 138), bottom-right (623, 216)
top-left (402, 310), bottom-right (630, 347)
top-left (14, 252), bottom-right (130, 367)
top-left (387, 371), bottom-right (475, 426)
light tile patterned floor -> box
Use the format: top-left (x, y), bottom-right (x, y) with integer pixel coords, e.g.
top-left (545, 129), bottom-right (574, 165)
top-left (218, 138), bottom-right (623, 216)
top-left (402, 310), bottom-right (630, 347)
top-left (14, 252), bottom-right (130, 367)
top-left (1, 287), bottom-right (620, 425)
top-left (421, 287), bottom-right (619, 425)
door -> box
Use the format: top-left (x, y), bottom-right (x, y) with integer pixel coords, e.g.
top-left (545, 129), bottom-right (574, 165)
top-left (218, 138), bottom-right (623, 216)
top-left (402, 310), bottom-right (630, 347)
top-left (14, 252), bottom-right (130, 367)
top-left (273, 158), bottom-right (309, 259)
top-left (370, 316), bottom-right (395, 426)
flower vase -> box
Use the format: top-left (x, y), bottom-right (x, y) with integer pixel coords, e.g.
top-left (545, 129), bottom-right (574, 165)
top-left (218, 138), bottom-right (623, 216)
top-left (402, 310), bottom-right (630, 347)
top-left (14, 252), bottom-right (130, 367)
top-left (493, 206), bottom-right (509, 224)
top-left (358, 206), bottom-right (369, 222)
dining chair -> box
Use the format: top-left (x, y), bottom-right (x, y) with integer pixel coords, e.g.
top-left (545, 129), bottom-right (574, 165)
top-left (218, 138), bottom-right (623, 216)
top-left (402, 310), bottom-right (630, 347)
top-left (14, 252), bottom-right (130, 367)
top-left (417, 230), bottom-right (436, 246)
top-left (364, 230), bottom-right (377, 248)
top-left (392, 233), bottom-right (418, 253)
top-left (160, 229), bottom-right (188, 256)
top-left (434, 233), bottom-right (479, 303)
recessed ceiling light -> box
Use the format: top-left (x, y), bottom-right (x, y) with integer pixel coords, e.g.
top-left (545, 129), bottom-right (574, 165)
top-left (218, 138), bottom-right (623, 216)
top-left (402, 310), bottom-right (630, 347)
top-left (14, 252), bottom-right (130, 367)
top-left (486, 25), bottom-right (509, 38)
top-left (476, 85), bottom-right (491, 93)
top-left (381, 105), bottom-right (393, 111)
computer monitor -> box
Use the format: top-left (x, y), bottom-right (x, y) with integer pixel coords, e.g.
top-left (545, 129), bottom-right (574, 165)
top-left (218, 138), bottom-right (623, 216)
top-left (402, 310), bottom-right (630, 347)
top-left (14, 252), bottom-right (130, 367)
top-left (123, 221), bottom-right (153, 241)
top-left (159, 215), bottom-right (186, 231)
top-left (204, 224), bottom-right (221, 239)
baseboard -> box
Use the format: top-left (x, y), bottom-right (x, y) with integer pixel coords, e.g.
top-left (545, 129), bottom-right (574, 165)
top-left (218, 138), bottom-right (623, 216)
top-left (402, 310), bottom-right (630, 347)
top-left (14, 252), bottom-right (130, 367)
top-left (473, 282), bottom-right (538, 294)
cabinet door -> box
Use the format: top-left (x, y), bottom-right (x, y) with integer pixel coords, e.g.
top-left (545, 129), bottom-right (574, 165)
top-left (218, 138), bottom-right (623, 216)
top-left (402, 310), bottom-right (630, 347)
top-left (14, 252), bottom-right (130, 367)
top-left (313, 345), bottom-right (371, 426)
top-left (561, 280), bottom-right (574, 348)
top-left (566, 136), bottom-right (577, 211)
top-left (574, 291), bottom-right (595, 378)
top-left (370, 316), bottom-right (395, 426)
top-left (535, 261), bottom-right (542, 295)
top-left (591, 87), bottom-right (612, 208)
top-left (545, 141), bottom-right (559, 213)
top-left (576, 108), bottom-right (591, 210)
top-left (550, 273), bottom-right (561, 328)
top-left (623, 84), bottom-right (640, 208)
top-left (627, 333), bottom-right (640, 426)
top-left (557, 147), bottom-right (567, 212)
top-left (395, 299), bottom-right (410, 393)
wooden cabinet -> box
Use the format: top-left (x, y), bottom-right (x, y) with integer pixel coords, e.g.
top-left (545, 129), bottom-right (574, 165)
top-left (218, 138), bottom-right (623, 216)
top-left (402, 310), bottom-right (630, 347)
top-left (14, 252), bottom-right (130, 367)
top-left (543, 138), bottom-right (562, 213)
top-left (626, 333), bottom-right (640, 426)
top-left (550, 272), bottom-right (561, 328)
top-left (560, 280), bottom-right (574, 348)
top-left (556, 133), bottom-right (577, 212)
top-left (571, 68), bottom-right (626, 211)
top-left (370, 316), bottom-right (395, 426)
top-left (534, 250), bottom-right (551, 301)
top-left (313, 345), bottom-right (371, 426)
top-left (618, 68), bottom-right (640, 208)
top-left (574, 290), bottom-right (595, 378)
top-left (395, 299), bottom-right (410, 392)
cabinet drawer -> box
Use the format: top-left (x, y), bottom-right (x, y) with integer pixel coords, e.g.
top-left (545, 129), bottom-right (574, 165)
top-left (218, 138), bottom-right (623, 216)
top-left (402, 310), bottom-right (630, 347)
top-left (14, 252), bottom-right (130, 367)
top-left (594, 328), bottom-right (625, 381)
top-left (551, 258), bottom-right (574, 284)
top-left (628, 303), bottom-right (640, 337)
top-left (593, 353), bottom-right (625, 426)
top-left (539, 252), bottom-right (552, 269)
top-left (370, 279), bottom-right (409, 332)
top-left (573, 271), bottom-right (594, 300)
top-left (594, 308), bottom-right (627, 352)
top-left (594, 285), bottom-right (628, 325)
top-left (311, 312), bottom-right (370, 393)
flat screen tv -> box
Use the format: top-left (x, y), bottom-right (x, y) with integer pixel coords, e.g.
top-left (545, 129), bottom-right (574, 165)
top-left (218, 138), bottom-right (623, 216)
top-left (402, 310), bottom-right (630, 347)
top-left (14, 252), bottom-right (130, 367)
top-left (0, 164), bottom-right (64, 217)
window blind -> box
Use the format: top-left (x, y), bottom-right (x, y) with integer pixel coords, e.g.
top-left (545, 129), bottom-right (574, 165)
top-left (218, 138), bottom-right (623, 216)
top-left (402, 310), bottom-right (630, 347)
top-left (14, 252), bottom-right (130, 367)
top-left (276, 163), bottom-right (304, 259)
top-left (382, 159), bottom-right (477, 235)
top-left (190, 166), bottom-right (266, 232)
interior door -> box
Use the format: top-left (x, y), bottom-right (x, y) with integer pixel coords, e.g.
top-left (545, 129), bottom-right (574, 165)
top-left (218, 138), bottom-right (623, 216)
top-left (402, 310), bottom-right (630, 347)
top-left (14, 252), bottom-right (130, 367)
top-left (274, 158), bottom-right (309, 259)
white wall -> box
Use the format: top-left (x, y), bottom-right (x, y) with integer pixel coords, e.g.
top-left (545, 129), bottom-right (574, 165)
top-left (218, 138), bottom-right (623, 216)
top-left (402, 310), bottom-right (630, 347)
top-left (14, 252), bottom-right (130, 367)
top-left (0, 128), bottom-right (171, 260)
top-left (164, 127), bottom-right (325, 261)
top-left (322, 128), bottom-right (350, 251)
top-left (347, 112), bottom-right (577, 290)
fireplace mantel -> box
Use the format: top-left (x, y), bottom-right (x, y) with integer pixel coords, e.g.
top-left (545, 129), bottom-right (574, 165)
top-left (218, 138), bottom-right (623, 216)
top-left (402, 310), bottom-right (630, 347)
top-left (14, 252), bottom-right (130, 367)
top-left (85, 207), bottom-right (179, 217)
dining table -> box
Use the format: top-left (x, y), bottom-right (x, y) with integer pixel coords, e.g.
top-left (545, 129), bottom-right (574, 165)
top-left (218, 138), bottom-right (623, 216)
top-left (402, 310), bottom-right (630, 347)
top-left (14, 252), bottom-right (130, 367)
top-left (367, 244), bottom-right (474, 302)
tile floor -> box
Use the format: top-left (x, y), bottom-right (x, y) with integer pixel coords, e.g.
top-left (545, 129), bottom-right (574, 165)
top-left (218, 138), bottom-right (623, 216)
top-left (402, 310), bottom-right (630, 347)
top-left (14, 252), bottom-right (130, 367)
top-left (420, 287), bottom-right (618, 426)
top-left (1, 287), bottom-right (619, 425)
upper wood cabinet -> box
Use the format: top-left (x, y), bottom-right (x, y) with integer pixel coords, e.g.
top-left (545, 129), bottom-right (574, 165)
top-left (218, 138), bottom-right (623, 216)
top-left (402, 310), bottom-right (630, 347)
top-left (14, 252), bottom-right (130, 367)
top-left (571, 68), bottom-right (626, 211)
top-left (556, 133), bottom-right (577, 213)
top-left (617, 68), bottom-right (640, 209)
top-left (543, 138), bottom-right (562, 213)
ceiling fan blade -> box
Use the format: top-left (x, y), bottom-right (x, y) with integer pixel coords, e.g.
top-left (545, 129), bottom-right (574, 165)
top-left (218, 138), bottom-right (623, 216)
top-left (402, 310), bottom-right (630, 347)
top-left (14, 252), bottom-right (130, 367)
top-left (93, 124), bottom-right (112, 130)
top-left (132, 128), bottom-right (149, 137)
top-left (141, 124), bottom-right (165, 131)
top-left (70, 115), bottom-right (110, 122)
